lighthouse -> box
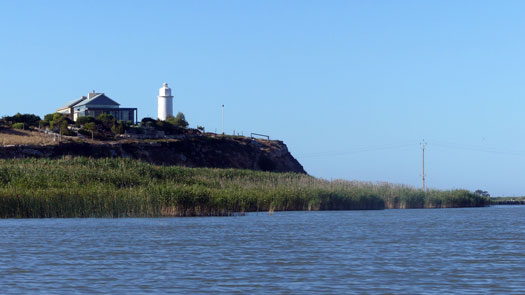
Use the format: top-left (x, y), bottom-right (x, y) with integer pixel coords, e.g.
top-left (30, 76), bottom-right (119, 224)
top-left (158, 82), bottom-right (173, 120)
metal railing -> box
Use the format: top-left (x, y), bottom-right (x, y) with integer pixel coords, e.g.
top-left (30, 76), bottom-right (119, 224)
top-left (250, 133), bottom-right (270, 140)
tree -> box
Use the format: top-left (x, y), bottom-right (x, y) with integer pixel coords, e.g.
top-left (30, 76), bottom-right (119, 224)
top-left (166, 112), bottom-right (189, 128)
top-left (75, 116), bottom-right (95, 127)
top-left (3, 113), bottom-right (41, 128)
top-left (474, 190), bottom-right (490, 198)
top-left (59, 120), bottom-right (74, 136)
top-left (83, 122), bottom-right (97, 132)
top-left (141, 117), bottom-right (156, 128)
top-left (43, 113), bottom-right (55, 123)
top-left (97, 113), bottom-right (116, 131)
top-left (111, 121), bottom-right (128, 134)
top-left (49, 113), bottom-right (67, 131)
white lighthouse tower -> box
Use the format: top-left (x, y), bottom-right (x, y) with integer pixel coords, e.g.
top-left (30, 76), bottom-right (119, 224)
top-left (158, 82), bottom-right (173, 120)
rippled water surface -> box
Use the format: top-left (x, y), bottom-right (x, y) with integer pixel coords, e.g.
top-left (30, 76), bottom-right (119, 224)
top-left (1, 206), bottom-right (524, 294)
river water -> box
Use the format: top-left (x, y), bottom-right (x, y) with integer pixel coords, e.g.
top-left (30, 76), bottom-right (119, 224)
top-left (0, 206), bottom-right (524, 294)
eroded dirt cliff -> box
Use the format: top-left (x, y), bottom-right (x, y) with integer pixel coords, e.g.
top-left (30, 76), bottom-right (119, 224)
top-left (0, 135), bottom-right (306, 174)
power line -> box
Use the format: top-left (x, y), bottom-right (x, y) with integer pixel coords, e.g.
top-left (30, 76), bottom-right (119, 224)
top-left (427, 140), bottom-right (525, 157)
top-left (297, 143), bottom-right (418, 159)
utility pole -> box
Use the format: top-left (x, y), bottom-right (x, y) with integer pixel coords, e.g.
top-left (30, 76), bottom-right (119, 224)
top-left (221, 104), bottom-right (224, 135)
top-left (421, 140), bottom-right (427, 191)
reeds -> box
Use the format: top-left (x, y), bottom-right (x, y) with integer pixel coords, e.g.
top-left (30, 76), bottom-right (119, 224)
top-left (0, 157), bottom-right (489, 218)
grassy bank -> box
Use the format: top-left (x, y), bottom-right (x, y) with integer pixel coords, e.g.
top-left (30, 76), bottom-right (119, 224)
top-left (0, 158), bottom-right (489, 217)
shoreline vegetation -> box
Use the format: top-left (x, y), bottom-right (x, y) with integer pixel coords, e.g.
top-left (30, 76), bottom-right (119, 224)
top-left (0, 157), bottom-right (489, 218)
top-left (490, 197), bottom-right (525, 205)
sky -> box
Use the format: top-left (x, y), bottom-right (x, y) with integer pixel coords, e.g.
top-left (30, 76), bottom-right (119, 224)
top-left (1, 0), bottom-right (525, 196)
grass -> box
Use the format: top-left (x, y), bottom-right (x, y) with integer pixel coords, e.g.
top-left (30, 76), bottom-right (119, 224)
top-left (0, 128), bottom-right (58, 146)
top-left (0, 157), bottom-right (489, 218)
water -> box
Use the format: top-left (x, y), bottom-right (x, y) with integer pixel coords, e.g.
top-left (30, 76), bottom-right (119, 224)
top-left (1, 206), bottom-right (524, 294)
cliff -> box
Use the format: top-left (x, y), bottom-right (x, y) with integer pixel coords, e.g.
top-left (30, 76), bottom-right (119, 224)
top-left (0, 135), bottom-right (306, 174)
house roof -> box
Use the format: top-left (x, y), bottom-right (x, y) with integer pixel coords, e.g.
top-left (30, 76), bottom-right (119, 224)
top-left (57, 96), bottom-right (87, 110)
top-left (73, 94), bottom-right (120, 107)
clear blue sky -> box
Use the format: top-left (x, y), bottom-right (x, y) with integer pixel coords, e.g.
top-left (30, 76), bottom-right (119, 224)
top-left (2, 0), bottom-right (525, 196)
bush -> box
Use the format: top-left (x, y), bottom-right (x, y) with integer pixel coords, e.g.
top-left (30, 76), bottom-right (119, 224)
top-left (111, 121), bottom-right (128, 135)
top-left (12, 123), bottom-right (25, 130)
top-left (97, 113), bottom-right (116, 131)
top-left (59, 120), bottom-right (75, 136)
top-left (166, 112), bottom-right (189, 128)
top-left (3, 113), bottom-right (41, 128)
top-left (83, 122), bottom-right (97, 132)
top-left (43, 113), bottom-right (55, 124)
top-left (141, 117), bottom-right (156, 128)
top-left (75, 116), bottom-right (95, 127)
top-left (78, 128), bottom-right (103, 139)
top-left (46, 113), bottom-right (72, 132)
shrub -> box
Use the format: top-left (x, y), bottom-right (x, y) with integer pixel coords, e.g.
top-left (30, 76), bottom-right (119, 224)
top-left (97, 113), bottom-right (116, 131)
top-left (83, 122), bottom-right (97, 132)
top-left (59, 120), bottom-right (75, 136)
top-left (47, 113), bottom-right (69, 131)
top-left (166, 112), bottom-right (189, 128)
top-left (12, 123), bottom-right (25, 130)
top-left (111, 121), bottom-right (128, 134)
top-left (3, 113), bottom-right (41, 128)
top-left (141, 117), bottom-right (156, 128)
top-left (75, 116), bottom-right (95, 127)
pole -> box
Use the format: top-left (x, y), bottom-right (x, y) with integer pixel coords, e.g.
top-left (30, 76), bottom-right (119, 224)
top-left (421, 140), bottom-right (426, 191)
top-left (221, 104), bottom-right (224, 135)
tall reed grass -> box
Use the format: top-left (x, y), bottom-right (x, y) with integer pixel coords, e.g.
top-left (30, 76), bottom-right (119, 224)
top-left (0, 157), bottom-right (489, 217)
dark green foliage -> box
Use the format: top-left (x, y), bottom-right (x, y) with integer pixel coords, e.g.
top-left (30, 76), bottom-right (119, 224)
top-left (82, 122), bottom-right (97, 132)
top-left (141, 117), bottom-right (156, 127)
top-left (75, 116), bottom-right (95, 127)
top-left (12, 123), bottom-right (25, 130)
top-left (490, 196), bottom-right (525, 205)
top-left (140, 114), bottom-right (190, 135)
top-left (111, 121), bottom-right (130, 134)
top-left (3, 113), bottom-right (41, 128)
top-left (44, 113), bottom-right (72, 132)
top-left (97, 113), bottom-right (116, 131)
top-left (78, 123), bottom-right (105, 139)
top-left (474, 190), bottom-right (490, 197)
top-left (59, 120), bottom-right (75, 136)
top-left (42, 113), bottom-right (75, 136)
top-left (0, 158), bottom-right (489, 218)
top-left (166, 112), bottom-right (189, 128)
top-left (43, 114), bottom-right (55, 122)
top-left (77, 129), bottom-right (92, 137)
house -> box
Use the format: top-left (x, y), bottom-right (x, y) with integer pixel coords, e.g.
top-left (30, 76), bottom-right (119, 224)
top-left (57, 91), bottom-right (138, 124)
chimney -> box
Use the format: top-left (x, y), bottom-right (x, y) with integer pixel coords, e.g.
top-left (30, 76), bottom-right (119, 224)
top-left (88, 90), bottom-right (98, 99)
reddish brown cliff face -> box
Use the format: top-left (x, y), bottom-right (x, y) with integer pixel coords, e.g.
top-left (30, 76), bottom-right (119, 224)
top-left (0, 136), bottom-right (306, 174)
